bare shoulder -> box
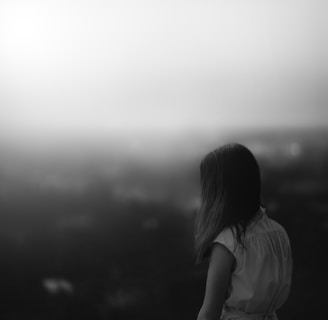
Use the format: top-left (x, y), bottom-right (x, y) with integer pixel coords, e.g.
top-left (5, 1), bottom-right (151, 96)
top-left (209, 242), bottom-right (235, 271)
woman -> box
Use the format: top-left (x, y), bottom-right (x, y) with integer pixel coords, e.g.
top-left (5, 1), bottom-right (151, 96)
top-left (195, 143), bottom-right (292, 320)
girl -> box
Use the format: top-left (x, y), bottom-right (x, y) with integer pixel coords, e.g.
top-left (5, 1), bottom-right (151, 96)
top-left (195, 143), bottom-right (292, 320)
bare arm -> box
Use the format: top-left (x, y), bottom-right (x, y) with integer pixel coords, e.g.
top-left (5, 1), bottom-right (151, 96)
top-left (197, 243), bottom-right (235, 320)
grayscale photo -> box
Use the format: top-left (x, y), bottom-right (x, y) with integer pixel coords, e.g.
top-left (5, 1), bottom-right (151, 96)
top-left (0, 1), bottom-right (327, 319)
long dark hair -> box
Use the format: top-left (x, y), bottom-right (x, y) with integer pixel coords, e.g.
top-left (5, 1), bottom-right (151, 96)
top-left (195, 143), bottom-right (261, 263)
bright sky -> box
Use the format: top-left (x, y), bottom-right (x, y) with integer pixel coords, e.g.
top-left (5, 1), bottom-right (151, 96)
top-left (0, 0), bottom-right (327, 143)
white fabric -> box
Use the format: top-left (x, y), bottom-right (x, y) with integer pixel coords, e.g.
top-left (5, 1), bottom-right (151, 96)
top-left (213, 207), bottom-right (292, 319)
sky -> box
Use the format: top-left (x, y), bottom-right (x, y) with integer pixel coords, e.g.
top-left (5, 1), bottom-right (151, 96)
top-left (0, 0), bottom-right (327, 146)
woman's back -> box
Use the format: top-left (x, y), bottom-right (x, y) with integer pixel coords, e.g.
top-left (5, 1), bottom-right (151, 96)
top-left (213, 207), bottom-right (293, 319)
top-left (195, 144), bottom-right (292, 320)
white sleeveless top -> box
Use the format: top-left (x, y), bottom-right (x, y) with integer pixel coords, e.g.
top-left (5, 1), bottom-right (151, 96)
top-left (213, 207), bottom-right (293, 318)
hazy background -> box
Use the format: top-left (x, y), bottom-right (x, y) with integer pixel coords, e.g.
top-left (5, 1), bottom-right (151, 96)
top-left (0, 0), bottom-right (327, 319)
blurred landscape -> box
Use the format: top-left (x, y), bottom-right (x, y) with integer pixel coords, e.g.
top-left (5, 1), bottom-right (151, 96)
top-left (1, 1), bottom-right (327, 319)
top-left (0, 127), bottom-right (327, 320)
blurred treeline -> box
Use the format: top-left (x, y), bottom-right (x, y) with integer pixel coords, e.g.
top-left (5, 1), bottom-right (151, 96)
top-left (0, 129), bottom-right (327, 320)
